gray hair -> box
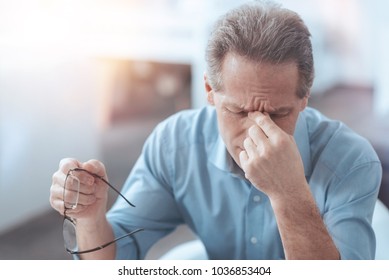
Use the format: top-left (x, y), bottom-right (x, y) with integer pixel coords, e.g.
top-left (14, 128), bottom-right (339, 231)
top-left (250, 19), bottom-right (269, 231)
top-left (205, 0), bottom-right (314, 98)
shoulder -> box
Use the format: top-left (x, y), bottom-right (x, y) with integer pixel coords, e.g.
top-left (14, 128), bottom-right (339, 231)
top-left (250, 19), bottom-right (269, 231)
top-left (303, 107), bottom-right (381, 176)
top-left (149, 106), bottom-right (218, 150)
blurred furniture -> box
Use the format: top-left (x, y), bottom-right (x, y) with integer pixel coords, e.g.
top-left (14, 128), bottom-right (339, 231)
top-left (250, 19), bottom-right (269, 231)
top-left (375, 145), bottom-right (389, 209)
top-left (159, 239), bottom-right (208, 260)
top-left (372, 199), bottom-right (389, 260)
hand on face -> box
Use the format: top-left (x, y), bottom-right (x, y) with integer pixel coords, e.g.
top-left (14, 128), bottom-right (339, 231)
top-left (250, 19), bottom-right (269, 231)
top-left (239, 111), bottom-right (306, 199)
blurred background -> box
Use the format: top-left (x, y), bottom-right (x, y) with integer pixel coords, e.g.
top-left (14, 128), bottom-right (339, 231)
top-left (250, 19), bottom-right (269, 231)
top-left (0, 0), bottom-right (388, 259)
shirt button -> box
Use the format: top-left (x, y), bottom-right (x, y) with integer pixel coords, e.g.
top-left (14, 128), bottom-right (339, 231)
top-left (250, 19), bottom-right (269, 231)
top-left (253, 195), bottom-right (261, 202)
top-left (250, 237), bottom-right (258, 244)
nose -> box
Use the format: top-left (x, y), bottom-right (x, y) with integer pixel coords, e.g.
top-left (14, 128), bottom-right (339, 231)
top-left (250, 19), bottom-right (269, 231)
top-left (242, 114), bottom-right (257, 137)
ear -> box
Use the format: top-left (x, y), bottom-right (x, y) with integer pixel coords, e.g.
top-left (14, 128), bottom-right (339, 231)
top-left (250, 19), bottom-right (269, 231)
top-left (204, 73), bottom-right (215, 106)
top-left (299, 92), bottom-right (310, 111)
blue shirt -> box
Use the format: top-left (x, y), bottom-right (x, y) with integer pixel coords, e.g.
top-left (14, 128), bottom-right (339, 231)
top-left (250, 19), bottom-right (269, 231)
top-left (107, 106), bottom-right (382, 259)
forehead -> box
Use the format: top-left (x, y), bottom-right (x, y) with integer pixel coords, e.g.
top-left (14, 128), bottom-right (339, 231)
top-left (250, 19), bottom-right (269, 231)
top-left (219, 54), bottom-right (300, 110)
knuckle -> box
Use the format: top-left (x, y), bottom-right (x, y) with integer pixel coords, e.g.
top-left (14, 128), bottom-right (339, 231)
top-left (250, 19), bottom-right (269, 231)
top-left (49, 191), bottom-right (64, 215)
top-left (245, 157), bottom-right (257, 172)
top-left (83, 159), bottom-right (106, 176)
top-left (86, 194), bottom-right (97, 204)
top-left (274, 134), bottom-right (288, 146)
top-left (248, 125), bottom-right (256, 135)
top-left (244, 164), bottom-right (257, 181)
top-left (256, 116), bottom-right (266, 127)
top-left (52, 170), bottom-right (63, 183)
top-left (51, 171), bottom-right (58, 183)
top-left (239, 150), bottom-right (247, 161)
top-left (49, 190), bottom-right (54, 206)
top-left (243, 137), bottom-right (250, 146)
top-left (261, 148), bottom-right (273, 160)
top-left (59, 158), bottom-right (79, 172)
top-left (83, 184), bottom-right (96, 195)
top-left (245, 164), bottom-right (254, 175)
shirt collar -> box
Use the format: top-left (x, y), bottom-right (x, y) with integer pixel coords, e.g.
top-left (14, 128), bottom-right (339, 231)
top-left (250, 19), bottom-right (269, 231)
top-left (209, 133), bottom-right (245, 178)
top-left (209, 110), bottom-right (312, 177)
top-left (294, 110), bottom-right (312, 177)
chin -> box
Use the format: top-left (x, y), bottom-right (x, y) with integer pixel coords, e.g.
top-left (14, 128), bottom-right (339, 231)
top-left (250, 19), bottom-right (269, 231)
top-left (232, 148), bottom-right (244, 168)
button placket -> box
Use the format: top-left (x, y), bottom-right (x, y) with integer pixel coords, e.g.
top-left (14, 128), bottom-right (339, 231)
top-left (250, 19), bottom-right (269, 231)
top-left (250, 236), bottom-right (258, 244)
top-left (253, 195), bottom-right (261, 203)
top-left (245, 186), bottom-right (266, 258)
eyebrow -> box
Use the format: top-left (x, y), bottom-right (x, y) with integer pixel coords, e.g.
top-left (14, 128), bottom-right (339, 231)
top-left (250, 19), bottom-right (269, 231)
top-left (271, 106), bottom-right (293, 114)
top-left (223, 101), bottom-right (245, 110)
top-left (223, 101), bottom-right (292, 114)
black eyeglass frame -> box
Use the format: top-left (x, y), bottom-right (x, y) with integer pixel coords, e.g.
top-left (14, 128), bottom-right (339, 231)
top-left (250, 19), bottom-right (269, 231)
top-left (63, 167), bottom-right (143, 255)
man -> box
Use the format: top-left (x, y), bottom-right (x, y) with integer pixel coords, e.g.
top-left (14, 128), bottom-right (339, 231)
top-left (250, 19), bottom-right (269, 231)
top-left (50, 0), bottom-right (382, 259)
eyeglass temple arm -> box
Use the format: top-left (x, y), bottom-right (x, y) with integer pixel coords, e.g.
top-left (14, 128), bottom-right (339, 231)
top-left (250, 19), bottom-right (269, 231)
top-left (67, 228), bottom-right (144, 255)
top-left (101, 177), bottom-right (136, 207)
top-left (71, 168), bottom-right (136, 207)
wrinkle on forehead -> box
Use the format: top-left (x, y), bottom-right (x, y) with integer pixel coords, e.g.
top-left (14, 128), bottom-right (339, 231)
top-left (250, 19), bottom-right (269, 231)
top-left (217, 94), bottom-right (294, 114)
top-left (220, 94), bottom-right (277, 113)
top-left (251, 96), bottom-right (276, 113)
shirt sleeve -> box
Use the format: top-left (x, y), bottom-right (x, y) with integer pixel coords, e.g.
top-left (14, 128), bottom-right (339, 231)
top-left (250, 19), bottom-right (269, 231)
top-left (323, 161), bottom-right (382, 259)
top-left (106, 122), bottom-right (183, 259)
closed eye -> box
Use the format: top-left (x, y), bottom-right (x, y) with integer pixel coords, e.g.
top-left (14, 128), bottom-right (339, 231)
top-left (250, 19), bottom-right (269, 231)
top-left (270, 112), bottom-right (290, 119)
top-left (224, 107), bottom-right (247, 116)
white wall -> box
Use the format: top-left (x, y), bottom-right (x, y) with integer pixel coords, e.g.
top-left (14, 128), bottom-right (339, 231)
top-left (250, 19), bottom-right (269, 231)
top-left (0, 0), bottom-right (214, 233)
top-left (362, 0), bottom-right (389, 117)
top-left (0, 49), bottom-right (101, 233)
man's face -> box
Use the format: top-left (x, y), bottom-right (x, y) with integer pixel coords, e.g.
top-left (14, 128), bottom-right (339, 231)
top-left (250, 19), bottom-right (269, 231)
top-left (205, 53), bottom-right (308, 169)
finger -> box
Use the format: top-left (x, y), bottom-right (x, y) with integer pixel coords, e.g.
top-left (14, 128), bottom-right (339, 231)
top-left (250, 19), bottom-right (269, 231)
top-left (63, 184), bottom-right (96, 209)
top-left (64, 204), bottom-right (89, 219)
top-left (81, 160), bottom-right (109, 197)
top-left (59, 158), bottom-right (81, 173)
top-left (50, 198), bottom-right (65, 216)
top-left (54, 158), bottom-right (81, 189)
top-left (243, 137), bottom-right (257, 158)
top-left (64, 191), bottom-right (96, 208)
top-left (239, 149), bottom-right (249, 167)
top-left (63, 187), bottom-right (80, 208)
top-left (68, 169), bottom-right (95, 188)
top-left (50, 182), bottom-right (65, 214)
top-left (52, 169), bottom-right (67, 188)
top-left (248, 124), bottom-right (267, 147)
top-left (248, 111), bottom-right (280, 138)
top-left (76, 192), bottom-right (97, 206)
top-left (82, 159), bottom-right (107, 180)
top-left (51, 182), bottom-right (95, 215)
top-left (65, 169), bottom-right (96, 196)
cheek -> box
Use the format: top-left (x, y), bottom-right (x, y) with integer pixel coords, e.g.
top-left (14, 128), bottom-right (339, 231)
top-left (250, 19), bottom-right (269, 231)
top-left (273, 115), bottom-right (298, 135)
top-left (217, 113), bottom-right (247, 141)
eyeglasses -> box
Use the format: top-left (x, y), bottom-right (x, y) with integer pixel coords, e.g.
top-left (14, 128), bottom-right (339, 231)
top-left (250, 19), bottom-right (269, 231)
top-left (63, 168), bottom-right (143, 255)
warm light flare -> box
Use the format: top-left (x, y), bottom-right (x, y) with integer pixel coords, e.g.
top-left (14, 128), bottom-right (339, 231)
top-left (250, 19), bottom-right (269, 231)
top-left (0, 1), bottom-right (153, 57)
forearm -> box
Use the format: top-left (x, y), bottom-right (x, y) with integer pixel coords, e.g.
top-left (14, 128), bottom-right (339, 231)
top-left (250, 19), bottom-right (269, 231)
top-left (76, 216), bottom-right (116, 260)
top-left (270, 183), bottom-right (340, 260)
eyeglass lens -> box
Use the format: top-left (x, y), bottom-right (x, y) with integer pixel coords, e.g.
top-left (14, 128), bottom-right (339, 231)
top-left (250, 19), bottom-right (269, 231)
top-left (64, 171), bottom-right (81, 210)
top-left (63, 217), bottom-right (77, 252)
top-left (62, 168), bottom-right (143, 255)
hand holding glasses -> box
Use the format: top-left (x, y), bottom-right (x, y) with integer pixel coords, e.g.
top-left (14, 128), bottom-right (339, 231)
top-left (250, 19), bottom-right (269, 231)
top-left (63, 168), bottom-right (143, 255)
